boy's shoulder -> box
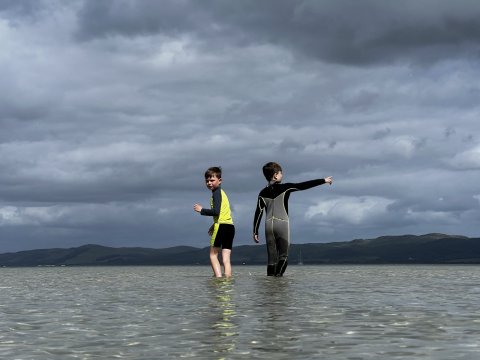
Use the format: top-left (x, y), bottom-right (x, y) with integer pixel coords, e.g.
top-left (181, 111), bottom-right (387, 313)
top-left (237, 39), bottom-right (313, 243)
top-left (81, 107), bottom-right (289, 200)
top-left (218, 186), bottom-right (230, 195)
top-left (258, 182), bottom-right (295, 196)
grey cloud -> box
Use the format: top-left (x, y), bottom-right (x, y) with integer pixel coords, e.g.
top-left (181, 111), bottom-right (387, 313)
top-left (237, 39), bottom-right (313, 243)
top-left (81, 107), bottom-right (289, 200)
top-left (1, 1), bottom-right (480, 252)
top-left (0, 0), bottom-right (44, 18)
top-left (74, 0), bottom-right (206, 41)
top-left (372, 128), bottom-right (391, 140)
top-left (75, 0), bottom-right (480, 65)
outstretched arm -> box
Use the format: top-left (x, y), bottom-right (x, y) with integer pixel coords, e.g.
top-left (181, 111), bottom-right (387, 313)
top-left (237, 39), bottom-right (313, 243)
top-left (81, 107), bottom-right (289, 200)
top-left (290, 176), bottom-right (333, 191)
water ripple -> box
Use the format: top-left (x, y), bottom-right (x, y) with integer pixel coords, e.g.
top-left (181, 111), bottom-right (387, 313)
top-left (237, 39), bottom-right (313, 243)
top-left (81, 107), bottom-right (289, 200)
top-left (1, 265), bottom-right (480, 359)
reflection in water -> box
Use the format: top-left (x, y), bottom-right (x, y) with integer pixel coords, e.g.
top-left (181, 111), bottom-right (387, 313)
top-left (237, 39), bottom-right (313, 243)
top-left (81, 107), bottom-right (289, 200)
top-left (249, 276), bottom-right (307, 355)
top-left (207, 278), bottom-right (238, 359)
top-left (2, 266), bottom-right (480, 359)
top-left (257, 276), bottom-right (292, 320)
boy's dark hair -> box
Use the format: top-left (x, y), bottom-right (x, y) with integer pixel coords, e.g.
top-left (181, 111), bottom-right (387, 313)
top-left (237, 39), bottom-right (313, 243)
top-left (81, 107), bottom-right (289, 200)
top-left (262, 162), bottom-right (282, 181)
top-left (205, 166), bottom-right (222, 179)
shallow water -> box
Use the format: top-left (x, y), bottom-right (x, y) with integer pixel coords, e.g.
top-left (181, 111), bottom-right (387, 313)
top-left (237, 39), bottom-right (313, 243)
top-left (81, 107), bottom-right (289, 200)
top-left (1, 265), bottom-right (480, 359)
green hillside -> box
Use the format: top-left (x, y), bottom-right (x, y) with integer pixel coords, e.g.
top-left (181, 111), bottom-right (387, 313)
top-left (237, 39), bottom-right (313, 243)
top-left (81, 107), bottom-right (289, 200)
top-left (0, 234), bottom-right (479, 267)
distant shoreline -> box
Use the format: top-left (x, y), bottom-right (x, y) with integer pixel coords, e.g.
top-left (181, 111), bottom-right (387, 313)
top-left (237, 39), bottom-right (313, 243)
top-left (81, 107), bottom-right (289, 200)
top-left (1, 233), bottom-right (479, 267)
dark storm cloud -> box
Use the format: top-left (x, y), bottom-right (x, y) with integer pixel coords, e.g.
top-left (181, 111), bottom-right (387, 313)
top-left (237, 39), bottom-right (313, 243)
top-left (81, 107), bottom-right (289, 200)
top-left (74, 0), bottom-right (205, 41)
top-left (76, 0), bottom-right (480, 65)
top-left (1, 1), bottom-right (480, 252)
top-left (0, 0), bottom-right (43, 17)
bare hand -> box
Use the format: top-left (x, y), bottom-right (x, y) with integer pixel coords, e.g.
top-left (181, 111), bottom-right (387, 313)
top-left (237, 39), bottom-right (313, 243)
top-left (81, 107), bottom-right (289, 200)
top-left (253, 234), bottom-right (260, 243)
top-left (208, 225), bottom-right (214, 236)
top-left (193, 203), bottom-right (203, 213)
top-left (325, 176), bottom-right (333, 185)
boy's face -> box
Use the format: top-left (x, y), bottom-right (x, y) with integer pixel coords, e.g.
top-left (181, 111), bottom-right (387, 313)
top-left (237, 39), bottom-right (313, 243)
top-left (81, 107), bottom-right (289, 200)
top-left (273, 171), bottom-right (283, 183)
top-left (205, 175), bottom-right (221, 190)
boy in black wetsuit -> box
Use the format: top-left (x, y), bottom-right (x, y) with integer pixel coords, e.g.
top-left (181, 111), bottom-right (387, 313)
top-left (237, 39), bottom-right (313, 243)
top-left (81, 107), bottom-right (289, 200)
top-left (253, 162), bottom-right (333, 276)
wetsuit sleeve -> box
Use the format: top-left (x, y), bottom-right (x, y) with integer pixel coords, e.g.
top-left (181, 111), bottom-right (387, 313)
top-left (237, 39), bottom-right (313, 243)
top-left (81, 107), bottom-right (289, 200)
top-left (253, 197), bottom-right (266, 235)
top-left (288, 178), bottom-right (326, 192)
top-left (200, 188), bottom-right (221, 216)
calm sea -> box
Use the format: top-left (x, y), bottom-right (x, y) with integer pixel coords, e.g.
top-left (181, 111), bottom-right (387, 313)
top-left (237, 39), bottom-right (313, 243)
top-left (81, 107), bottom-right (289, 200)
top-left (1, 265), bottom-right (480, 359)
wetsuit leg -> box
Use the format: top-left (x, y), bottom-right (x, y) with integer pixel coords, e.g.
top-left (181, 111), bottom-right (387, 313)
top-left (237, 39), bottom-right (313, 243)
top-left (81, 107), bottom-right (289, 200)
top-left (275, 259), bottom-right (288, 276)
top-left (265, 218), bottom-right (278, 276)
top-left (267, 264), bottom-right (276, 276)
top-left (273, 219), bottom-right (290, 277)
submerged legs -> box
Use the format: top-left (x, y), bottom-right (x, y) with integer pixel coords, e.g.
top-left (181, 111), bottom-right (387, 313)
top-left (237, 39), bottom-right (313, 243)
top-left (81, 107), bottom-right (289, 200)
top-left (210, 247), bottom-right (222, 278)
top-left (210, 247), bottom-right (232, 278)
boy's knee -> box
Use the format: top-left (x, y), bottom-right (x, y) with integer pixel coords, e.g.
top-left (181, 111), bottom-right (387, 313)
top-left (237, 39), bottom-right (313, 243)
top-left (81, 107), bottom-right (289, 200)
top-left (279, 255), bottom-right (288, 261)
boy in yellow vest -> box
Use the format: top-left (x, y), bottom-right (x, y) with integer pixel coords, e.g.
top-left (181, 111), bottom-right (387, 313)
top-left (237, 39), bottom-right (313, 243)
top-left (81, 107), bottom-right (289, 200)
top-left (194, 167), bottom-right (235, 278)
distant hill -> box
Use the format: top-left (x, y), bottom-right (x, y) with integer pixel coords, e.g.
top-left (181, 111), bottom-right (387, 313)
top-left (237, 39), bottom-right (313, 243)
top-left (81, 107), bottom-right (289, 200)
top-left (1, 233), bottom-right (479, 267)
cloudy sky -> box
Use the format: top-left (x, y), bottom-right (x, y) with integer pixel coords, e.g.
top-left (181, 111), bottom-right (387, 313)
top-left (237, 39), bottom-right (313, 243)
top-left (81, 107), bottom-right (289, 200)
top-left (1, 0), bottom-right (480, 253)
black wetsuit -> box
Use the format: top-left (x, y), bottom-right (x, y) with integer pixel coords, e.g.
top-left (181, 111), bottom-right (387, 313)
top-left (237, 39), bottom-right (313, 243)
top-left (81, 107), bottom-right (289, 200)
top-left (253, 179), bottom-right (326, 276)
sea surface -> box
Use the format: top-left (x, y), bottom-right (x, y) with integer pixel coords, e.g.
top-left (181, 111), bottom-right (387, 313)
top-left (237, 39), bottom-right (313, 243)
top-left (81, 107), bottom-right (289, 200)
top-left (1, 265), bottom-right (480, 359)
